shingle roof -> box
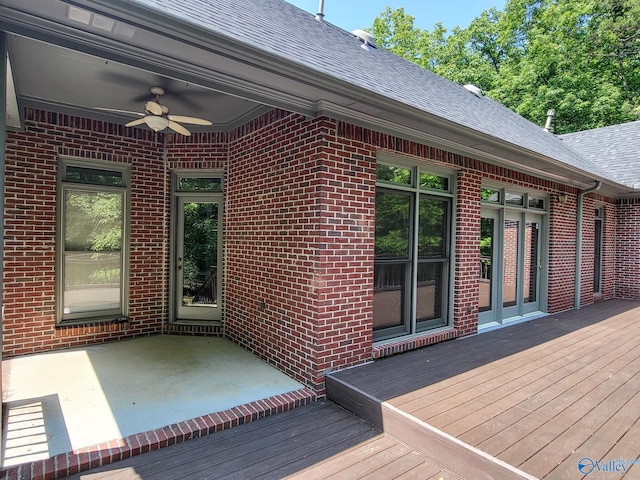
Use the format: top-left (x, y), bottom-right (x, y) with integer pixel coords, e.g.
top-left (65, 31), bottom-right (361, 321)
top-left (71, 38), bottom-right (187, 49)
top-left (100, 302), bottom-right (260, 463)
top-left (131, 0), bottom-right (622, 186)
top-left (560, 121), bottom-right (640, 187)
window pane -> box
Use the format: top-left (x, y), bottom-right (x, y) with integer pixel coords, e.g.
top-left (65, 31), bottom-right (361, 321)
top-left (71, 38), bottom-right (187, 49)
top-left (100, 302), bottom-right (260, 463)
top-left (594, 218), bottom-right (602, 292)
top-left (528, 196), bottom-right (545, 209)
top-left (64, 252), bottom-right (121, 313)
top-left (479, 217), bottom-right (494, 313)
top-left (179, 177), bottom-right (222, 192)
top-left (182, 202), bottom-right (219, 306)
top-left (373, 263), bottom-right (406, 329)
top-left (376, 164), bottom-right (412, 185)
top-left (482, 189), bottom-right (500, 203)
top-left (524, 221), bottom-right (539, 304)
top-left (416, 262), bottom-right (444, 322)
top-left (505, 192), bottom-right (524, 206)
top-left (418, 195), bottom-right (448, 258)
top-left (419, 173), bottom-right (448, 191)
top-left (503, 219), bottom-right (519, 307)
top-left (65, 166), bottom-right (123, 186)
top-left (375, 190), bottom-right (411, 259)
top-left (63, 190), bottom-right (123, 314)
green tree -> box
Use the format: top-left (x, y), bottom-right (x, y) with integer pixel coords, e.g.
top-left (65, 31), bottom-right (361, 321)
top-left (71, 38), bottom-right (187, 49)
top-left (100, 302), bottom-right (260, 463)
top-left (368, 0), bottom-right (640, 133)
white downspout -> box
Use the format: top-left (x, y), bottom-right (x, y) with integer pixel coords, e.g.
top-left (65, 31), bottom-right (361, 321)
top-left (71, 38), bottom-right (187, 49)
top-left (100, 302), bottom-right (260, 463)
top-left (574, 181), bottom-right (602, 309)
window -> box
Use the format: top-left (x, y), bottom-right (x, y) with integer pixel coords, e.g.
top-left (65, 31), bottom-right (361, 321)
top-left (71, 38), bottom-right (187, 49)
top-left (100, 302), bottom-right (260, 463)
top-left (374, 158), bottom-right (453, 340)
top-left (594, 207), bottom-right (603, 293)
top-left (57, 159), bottom-right (130, 324)
top-left (482, 187), bottom-right (546, 211)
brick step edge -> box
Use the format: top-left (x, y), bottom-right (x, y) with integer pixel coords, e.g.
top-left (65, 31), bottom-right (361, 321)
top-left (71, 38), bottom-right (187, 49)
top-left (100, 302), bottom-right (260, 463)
top-left (0, 387), bottom-right (317, 480)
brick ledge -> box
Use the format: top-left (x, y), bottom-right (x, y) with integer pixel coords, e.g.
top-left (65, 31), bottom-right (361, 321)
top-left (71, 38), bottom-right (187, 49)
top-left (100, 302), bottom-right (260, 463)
top-left (0, 387), bottom-right (316, 480)
top-left (372, 328), bottom-right (458, 359)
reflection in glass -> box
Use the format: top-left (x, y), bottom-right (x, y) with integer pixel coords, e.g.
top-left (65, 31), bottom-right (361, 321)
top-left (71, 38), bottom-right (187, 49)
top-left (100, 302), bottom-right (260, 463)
top-left (376, 164), bottom-right (412, 185)
top-left (505, 192), bottom-right (524, 206)
top-left (503, 219), bottom-right (519, 308)
top-left (524, 222), bottom-right (539, 304)
top-left (481, 189), bottom-right (500, 202)
top-left (419, 173), bottom-right (448, 191)
top-left (63, 190), bottom-right (122, 314)
top-left (179, 177), bottom-right (222, 192)
top-left (418, 195), bottom-right (447, 258)
top-left (375, 190), bottom-right (411, 259)
top-left (417, 262), bottom-right (443, 322)
top-left (479, 217), bottom-right (494, 313)
top-left (373, 263), bottom-right (406, 329)
top-left (182, 202), bottom-right (218, 306)
top-left (594, 217), bottom-right (602, 292)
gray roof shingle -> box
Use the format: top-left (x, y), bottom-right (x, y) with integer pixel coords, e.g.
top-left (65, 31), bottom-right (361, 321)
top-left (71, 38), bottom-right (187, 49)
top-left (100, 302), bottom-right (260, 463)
top-left (131, 0), bottom-right (627, 186)
top-left (561, 121), bottom-right (640, 187)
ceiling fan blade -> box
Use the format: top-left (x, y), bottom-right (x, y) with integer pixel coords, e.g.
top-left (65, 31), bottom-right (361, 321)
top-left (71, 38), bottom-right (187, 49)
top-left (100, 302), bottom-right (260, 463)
top-left (168, 120), bottom-right (191, 136)
top-left (95, 107), bottom-right (144, 117)
top-left (167, 115), bottom-right (212, 126)
top-left (125, 118), bottom-right (148, 127)
top-left (145, 101), bottom-right (163, 115)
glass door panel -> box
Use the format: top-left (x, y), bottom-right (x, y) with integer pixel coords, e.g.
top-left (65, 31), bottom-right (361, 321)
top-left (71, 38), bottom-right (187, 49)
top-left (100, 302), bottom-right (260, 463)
top-left (479, 217), bottom-right (494, 314)
top-left (175, 197), bottom-right (222, 321)
top-left (523, 216), bottom-right (541, 313)
top-left (502, 218), bottom-right (519, 310)
top-left (524, 221), bottom-right (539, 304)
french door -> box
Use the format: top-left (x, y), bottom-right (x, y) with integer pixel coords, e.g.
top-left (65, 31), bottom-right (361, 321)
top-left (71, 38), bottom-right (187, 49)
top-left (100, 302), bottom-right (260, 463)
top-left (173, 195), bottom-right (222, 321)
top-left (479, 209), bottom-right (544, 327)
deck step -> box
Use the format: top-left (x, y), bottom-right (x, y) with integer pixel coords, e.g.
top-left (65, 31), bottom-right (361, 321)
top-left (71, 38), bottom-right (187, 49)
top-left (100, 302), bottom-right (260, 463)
top-left (326, 374), bottom-right (537, 480)
top-left (0, 388), bottom-right (316, 480)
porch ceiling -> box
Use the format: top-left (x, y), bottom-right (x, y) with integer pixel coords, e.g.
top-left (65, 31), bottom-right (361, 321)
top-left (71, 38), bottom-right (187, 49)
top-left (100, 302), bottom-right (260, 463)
top-left (6, 34), bottom-right (270, 133)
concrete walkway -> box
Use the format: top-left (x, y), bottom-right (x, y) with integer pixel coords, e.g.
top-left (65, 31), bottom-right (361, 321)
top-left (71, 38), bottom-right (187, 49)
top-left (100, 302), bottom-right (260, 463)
top-left (1, 335), bottom-right (305, 469)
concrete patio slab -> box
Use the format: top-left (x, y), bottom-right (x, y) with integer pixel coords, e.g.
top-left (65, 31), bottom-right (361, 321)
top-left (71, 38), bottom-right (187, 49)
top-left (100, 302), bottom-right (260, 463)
top-left (1, 335), bottom-right (305, 468)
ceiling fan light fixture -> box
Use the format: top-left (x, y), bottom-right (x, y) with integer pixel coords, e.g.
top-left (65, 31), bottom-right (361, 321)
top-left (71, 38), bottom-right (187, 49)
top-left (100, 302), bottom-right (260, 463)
top-left (145, 115), bottom-right (169, 132)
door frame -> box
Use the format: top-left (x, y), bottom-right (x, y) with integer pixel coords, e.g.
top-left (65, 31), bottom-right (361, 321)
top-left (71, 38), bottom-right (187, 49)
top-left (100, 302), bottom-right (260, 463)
top-left (478, 207), bottom-right (548, 329)
top-left (169, 170), bottom-right (224, 323)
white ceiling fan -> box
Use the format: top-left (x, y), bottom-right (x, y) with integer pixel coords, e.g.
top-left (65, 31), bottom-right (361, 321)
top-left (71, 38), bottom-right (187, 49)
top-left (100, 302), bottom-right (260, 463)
top-left (99, 86), bottom-right (212, 135)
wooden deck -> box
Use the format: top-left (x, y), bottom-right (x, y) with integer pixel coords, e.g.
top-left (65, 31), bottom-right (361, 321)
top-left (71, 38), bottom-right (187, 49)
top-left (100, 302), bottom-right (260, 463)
top-left (67, 401), bottom-right (462, 480)
top-left (328, 299), bottom-right (640, 479)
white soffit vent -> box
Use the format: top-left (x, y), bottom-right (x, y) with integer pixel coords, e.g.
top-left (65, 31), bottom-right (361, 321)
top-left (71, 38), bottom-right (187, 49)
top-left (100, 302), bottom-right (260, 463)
top-left (67, 5), bottom-right (136, 38)
top-left (464, 84), bottom-right (483, 97)
top-left (352, 29), bottom-right (377, 48)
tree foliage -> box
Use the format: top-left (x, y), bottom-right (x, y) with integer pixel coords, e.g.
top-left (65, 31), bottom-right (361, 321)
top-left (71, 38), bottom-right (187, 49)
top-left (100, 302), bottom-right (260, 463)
top-left (369, 0), bottom-right (640, 134)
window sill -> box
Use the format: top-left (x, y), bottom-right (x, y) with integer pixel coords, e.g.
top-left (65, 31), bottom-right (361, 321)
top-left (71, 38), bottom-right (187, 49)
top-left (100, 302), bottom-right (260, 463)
top-left (56, 316), bottom-right (130, 328)
top-left (372, 327), bottom-right (458, 359)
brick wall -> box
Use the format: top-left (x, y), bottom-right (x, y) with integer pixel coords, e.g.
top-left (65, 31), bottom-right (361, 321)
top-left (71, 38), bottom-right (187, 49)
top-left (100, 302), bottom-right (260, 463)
top-left (223, 113), bottom-right (376, 393)
top-left (615, 198), bottom-right (640, 299)
top-left (3, 109), bottom-right (167, 356)
top-left (3, 106), bottom-right (632, 395)
top-left (547, 192), bottom-right (578, 312)
top-left (453, 170), bottom-right (482, 335)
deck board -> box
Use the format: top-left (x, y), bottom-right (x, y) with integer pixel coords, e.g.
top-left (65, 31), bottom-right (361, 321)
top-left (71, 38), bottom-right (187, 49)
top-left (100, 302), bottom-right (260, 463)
top-left (329, 299), bottom-right (640, 479)
top-left (70, 400), bottom-right (462, 480)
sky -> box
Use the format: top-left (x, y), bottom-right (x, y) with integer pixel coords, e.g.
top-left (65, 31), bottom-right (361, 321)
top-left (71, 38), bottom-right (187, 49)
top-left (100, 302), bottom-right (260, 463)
top-left (285, 0), bottom-right (505, 33)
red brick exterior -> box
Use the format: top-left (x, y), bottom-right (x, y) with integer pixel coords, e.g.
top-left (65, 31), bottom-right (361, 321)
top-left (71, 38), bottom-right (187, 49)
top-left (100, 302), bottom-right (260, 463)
top-left (2, 107), bottom-right (638, 394)
top-left (615, 198), bottom-right (640, 299)
top-left (3, 110), bottom-right (166, 356)
top-left (223, 114), bottom-right (376, 392)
